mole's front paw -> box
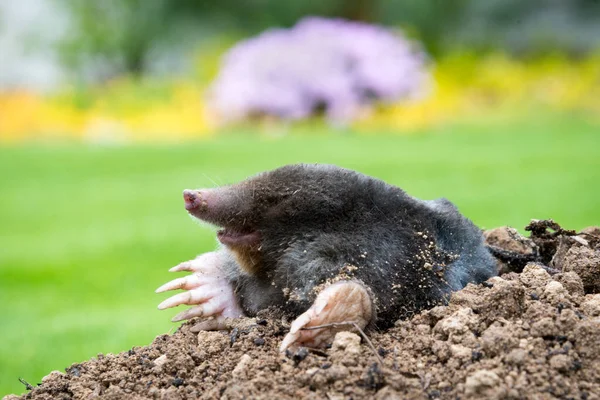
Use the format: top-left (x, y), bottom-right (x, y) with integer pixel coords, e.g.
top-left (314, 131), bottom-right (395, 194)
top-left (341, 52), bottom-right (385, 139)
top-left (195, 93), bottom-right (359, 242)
top-left (156, 251), bottom-right (244, 323)
top-left (279, 281), bottom-right (373, 352)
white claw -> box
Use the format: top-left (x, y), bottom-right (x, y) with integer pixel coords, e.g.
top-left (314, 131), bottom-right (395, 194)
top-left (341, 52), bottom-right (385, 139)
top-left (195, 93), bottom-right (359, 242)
top-left (280, 319), bottom-right (306, 351)
top-left (279, 335), bottom-right (295, 352)
top-left (169, 261), bottom-right (194, 273)
top-left (155, 275), bottom-right (203, 293)
top-left (169, 251), bottom-right (221, 273)
top-left (289, 312), bottom-right (313, 335)
top-left (171, 298), bottom-right (225, 322)
top-left (157, 286), bottom-right (220, 310)
top-left (190, 316), bottom-right (230, 332)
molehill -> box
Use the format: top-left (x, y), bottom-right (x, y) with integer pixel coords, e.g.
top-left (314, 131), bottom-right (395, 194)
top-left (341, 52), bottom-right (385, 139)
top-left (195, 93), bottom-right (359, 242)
top-left (5, 221), bottom-right (600, 400)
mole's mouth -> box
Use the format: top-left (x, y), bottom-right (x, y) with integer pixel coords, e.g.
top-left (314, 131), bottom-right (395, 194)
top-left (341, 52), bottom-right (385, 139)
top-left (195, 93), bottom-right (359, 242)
top-left (183, 189), bottom-right (261, 248)
top-left (217, 229), bottom-right (261, 248)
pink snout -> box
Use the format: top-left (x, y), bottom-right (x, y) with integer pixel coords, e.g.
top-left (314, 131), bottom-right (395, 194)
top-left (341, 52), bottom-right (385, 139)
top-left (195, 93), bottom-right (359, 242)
top-left (183, 189), bottom-right (204, 211)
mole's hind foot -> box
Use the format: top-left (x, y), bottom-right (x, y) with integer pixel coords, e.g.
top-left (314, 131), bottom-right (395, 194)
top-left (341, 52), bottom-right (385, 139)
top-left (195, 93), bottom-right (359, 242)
top-left (279, 281), bottom-right (373, 352)
top-left (156, 251), bottom-right (244, 322)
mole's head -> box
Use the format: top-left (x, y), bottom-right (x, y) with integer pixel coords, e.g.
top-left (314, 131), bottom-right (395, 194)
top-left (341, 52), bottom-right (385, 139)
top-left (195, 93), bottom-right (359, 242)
top-left (183, 164), bottom-right (394, 274)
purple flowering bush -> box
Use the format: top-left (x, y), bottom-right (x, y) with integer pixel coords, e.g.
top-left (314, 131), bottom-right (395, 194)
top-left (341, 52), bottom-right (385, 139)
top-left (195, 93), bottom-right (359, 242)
top-left (208, 17), bottom-right (430, 124)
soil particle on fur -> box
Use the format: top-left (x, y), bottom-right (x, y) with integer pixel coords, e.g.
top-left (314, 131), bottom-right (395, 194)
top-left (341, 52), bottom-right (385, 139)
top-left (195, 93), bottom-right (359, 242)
top-left (6, 221), bottom-right (600, 400)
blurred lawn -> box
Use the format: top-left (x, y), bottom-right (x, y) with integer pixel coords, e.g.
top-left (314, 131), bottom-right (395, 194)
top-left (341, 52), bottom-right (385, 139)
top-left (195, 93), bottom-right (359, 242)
top-left (1, 115), bottom-right (599, 396)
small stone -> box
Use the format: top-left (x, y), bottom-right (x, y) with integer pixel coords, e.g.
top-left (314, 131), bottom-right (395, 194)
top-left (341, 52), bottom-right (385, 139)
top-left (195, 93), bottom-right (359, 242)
top-left (530, 292), bottom-right (540, 300)
top-left (505, 349), bottom-right (527, 366)
top-left (543, 281), bottom-right (569, 305)
top-left (555, 272), bottom-right (585, 297)
top-left (544, 281), bottom-right (566, 295)
top-left (153, 354), bottom-right (168, 367)
top-left (480, 278), bottom-right (526, 319)
top-left (434, 308), bottom-right (476, 340)
top-left (432, 340), bottom-right (451, 362)
top-left (450, 344), bottom-right (472, 360)
top-left (171, 377), bottom-right (184, 387)
top-left (232, 354), bottom-right (252, 379)
top-left (471, 350), bottom-right (483, 361)
top-left (465, 370), bottom-right (501, 396)
top-left (291, 347), bottom-right (309, 363)
top-left (549, 354), bottom-right (571, 373)
top-left (332, 331), bottom-right (361, 354)
top-left (581, 294), bottom-right (600, 317)
top-left (41, 370), bottom-right (63, 382)
top-left (557, 309), bottom-right (579, 331)
top-left (530, 317), bottom-right (557, 337)
top-left (561, 246), bottom-right (600, 293)
top-left (520, 264), bottom-right (551, 289)
top-left (480, 323), bottom-right (519, 356)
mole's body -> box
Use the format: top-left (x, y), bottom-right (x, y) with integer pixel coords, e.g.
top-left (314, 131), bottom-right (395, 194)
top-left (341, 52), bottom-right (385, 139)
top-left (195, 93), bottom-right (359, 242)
top-left (157, 164), bottom-right (497, 350)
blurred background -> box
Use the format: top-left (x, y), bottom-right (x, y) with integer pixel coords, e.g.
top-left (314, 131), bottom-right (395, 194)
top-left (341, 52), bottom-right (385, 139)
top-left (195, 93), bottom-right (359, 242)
top-left (1, 0), bottom-right (599, 395)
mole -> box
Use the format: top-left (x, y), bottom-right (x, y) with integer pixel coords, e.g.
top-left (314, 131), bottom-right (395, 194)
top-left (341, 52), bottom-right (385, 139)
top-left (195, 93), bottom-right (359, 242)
top-left (156, 164), bottom-right (497, 350)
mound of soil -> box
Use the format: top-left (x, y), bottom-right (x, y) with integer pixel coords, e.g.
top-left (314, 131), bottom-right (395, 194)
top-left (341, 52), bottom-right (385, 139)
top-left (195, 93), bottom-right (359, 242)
top-left (5, 221), bottom-right (600, 400)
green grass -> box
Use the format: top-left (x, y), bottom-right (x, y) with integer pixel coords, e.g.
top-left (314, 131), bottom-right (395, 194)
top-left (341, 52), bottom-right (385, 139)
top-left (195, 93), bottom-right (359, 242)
top-left (1, 115), bottom-right (599, 396)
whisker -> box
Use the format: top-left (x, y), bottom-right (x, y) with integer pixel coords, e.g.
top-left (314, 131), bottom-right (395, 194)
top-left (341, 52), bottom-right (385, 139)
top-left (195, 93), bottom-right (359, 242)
top-left (202, 173), bottom-right (221, 188)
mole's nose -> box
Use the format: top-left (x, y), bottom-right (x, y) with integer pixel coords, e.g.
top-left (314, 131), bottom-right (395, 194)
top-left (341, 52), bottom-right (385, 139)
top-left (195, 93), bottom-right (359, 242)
top-left (183, 189), bottom-right (200, 210)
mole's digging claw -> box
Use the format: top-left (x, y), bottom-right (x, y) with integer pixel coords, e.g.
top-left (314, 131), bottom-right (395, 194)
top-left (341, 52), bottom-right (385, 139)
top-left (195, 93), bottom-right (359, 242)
top-left (190, 316), bottom-right (231, 332)
top-left (170, 298), bottom-right (225, 322)
top-left (155, 275), bottom-right (205, 293)
top-left (158, 286), bottom-right (222, 310)
top-left (157, 251), bottom-right (244, 321)
top-left (168, 251), bottom-right (221, 273)
top-left (279, 280), bottom-right (373, 352)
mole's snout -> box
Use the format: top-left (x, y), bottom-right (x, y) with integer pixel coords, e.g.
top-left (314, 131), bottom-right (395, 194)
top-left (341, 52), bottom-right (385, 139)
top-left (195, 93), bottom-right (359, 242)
top-left (182, 186), bottom-right (240, 226)
top-left (183, 189), bottom-right (203, 211)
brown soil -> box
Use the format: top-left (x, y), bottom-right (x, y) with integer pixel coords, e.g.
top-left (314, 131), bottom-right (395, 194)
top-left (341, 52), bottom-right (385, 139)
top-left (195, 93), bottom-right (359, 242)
top-left (5, 221), bottom-right (600, 400)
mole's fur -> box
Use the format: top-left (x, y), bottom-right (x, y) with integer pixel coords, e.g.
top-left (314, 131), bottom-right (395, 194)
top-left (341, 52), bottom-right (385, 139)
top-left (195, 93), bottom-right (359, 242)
top-left (185, 164), bottom-right (497, 328)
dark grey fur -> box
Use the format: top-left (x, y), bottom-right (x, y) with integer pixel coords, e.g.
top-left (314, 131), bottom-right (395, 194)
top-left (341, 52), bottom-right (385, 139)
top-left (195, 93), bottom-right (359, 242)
top-left (200, 164), bottom-right (497, 328)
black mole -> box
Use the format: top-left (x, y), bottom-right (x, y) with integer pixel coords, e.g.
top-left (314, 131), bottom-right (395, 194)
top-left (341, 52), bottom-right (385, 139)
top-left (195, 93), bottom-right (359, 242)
top-left (157, 164), bottom-right (497, 350)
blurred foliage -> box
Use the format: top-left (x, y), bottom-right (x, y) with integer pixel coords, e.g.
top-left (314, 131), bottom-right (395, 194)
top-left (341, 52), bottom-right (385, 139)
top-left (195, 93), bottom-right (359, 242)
top-left (56, 0), bottom-right (171, 79)
top-left (53, 0), bottom-right (600, 78)
top-left (379, 0), bottom-right (600, 56)
top-left (1, 52), bottom-right (599, 142)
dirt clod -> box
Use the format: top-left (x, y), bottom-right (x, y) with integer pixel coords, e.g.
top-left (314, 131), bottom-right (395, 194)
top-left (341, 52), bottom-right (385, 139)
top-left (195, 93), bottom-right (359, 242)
top-left (560, 245), bottom-right (600, 293)
top-left (484, 227), bottom-right (536, 273)
top-left (6, 221), bottom-right (600, 400)
top-left (332, 332), bottom-right (362, 355)
top-left (231, 354), bottom-right (252, 380)
top-left (464, 370), bottom-right (501, 397)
